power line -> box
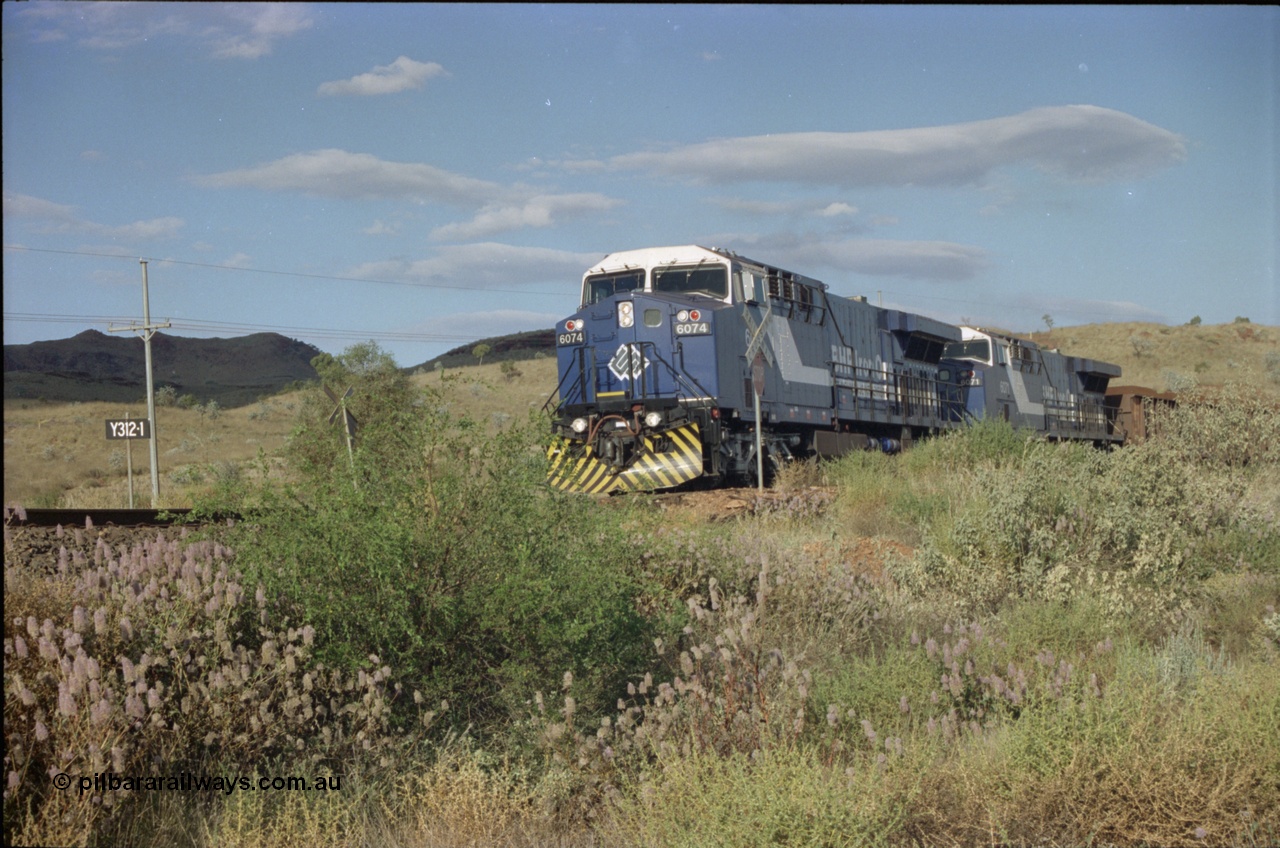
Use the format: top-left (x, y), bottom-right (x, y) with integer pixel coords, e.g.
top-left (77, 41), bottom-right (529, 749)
top-left (3, 312), bottom-right (495, 344)
top-left (3, 244), bottom-right (571, 298)
top-left (5, 242), bottom-right (1136, 326)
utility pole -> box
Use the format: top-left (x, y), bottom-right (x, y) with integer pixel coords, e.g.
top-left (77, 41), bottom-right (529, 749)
top-left (109, 259), bottom-right (170, 507)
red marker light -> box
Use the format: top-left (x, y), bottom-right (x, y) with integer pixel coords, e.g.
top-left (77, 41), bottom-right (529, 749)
top-left (689, 310), bottom-right (700, 321)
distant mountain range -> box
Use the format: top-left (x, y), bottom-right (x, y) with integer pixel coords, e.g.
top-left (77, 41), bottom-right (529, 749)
top-left (4, 330), bottom-right (323, 407)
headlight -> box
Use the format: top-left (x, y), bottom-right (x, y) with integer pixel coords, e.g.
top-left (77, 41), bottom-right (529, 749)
top-left (618, 301), bottom-right (634, 328)
top-left (571, 417), bottom-right (589, 433)
top-left (644, 411), bottom-right (663, 428)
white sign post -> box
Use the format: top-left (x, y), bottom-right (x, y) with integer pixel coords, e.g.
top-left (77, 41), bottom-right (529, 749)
top-left (106, 416), bottom-right (151, 508)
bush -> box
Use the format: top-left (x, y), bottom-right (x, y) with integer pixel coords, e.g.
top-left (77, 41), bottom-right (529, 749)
top-left (912, 645), bottom-right (1280, 847)
top-left (209, 343), bottom-right (665, 738)
top-left (3, 531), bottom-right (412, 846)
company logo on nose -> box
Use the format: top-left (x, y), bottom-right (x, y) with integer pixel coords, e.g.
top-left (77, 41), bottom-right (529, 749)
top-left (609, 343), bottom-right (648, 381)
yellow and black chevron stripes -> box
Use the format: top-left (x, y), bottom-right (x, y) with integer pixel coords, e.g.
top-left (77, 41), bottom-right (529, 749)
top-left (546, 422), bottom-right (703, 494)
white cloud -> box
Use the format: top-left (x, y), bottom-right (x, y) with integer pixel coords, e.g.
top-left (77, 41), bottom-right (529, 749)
top-left (3, 192), bottom-right (183, 241)
top-left (817, 202), bottom-right (857, 217)
top-left (318, 56), bottom-right (447, 96)
top-left (597, 105), bottom-right (1187, 187)
top-left (803, 239), bottom-right (989, 281)
top-left (346, 243), bottom-right (600, 289)
top-left (716, 231), bottom-right (987, 282)
top-left (15, 3), bottom-right (313, 59)
top-left (710, 198), bottom-right (801, 216)
top-left (196, 149), bottom-right (500, 205)
top-left (710, 197), bottom-right (859, 218)
top-left (1014, 294), bottom-right (1167, 325)
top-left (3, 192), bottom-right (80, 225)
top-left (198, 150), bottom-right (625, 239)
top-left (363, 219), bottom-right (399, 236)
top-left (212, 4), bottom-right (315, 59)
top-left (430, 193), bottom-right (622, 241)
top-left (106, 217), bottom-right (184, 240)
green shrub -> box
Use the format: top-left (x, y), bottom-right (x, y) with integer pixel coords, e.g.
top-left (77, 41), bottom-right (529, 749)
top-left (891, 395), bottom-right (1278, 626)
top-left (928, 646), bottom-right (1280, 847)
top-left (613, 746), bottom-right (909, 848)
top-left (209, 343), bottom-right (665, 737)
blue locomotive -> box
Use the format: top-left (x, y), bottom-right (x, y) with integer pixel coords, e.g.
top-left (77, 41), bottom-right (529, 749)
top-left (547, 245), bottom-right (1123, 493)
top-left (941, 326), bottom-right (1120, 442)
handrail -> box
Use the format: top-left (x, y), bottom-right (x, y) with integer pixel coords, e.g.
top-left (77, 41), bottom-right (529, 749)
top-left (546, 339), bottom-right (716, 415)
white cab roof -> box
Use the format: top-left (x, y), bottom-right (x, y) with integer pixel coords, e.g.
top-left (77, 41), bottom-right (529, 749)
top-left (585, 245), bottom-right (733, 276)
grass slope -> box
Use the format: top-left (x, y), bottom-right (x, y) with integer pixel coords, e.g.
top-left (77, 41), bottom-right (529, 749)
top-left (1026, 320), bottom-right (1279, 395)
top-left (3, 356), bottom-right (559, 508)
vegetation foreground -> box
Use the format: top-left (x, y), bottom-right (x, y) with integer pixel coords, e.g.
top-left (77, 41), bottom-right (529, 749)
top-left (5, 344), bottom-right (1279, 847)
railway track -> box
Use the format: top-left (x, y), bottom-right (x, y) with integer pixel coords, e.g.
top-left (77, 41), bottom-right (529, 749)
top-left (3, 507), bottom-right (237, 529)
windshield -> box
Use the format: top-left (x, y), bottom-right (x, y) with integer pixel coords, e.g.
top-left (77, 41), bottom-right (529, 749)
top-left (583, 271), bottom-right (643, 306)
top-left (942, 339), bottom-right (991, 364)
top-left (653, 265), bottom-right (728, 299)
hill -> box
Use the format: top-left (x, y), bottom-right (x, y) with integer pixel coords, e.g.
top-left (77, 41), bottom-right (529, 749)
top-left (407, 319), bottom-right (1280, 396)
top-left (407, 328), bottom-right (555, 372)
top-left (3, 330), bottom-right (322, 408)
top-left (1024, 319), bottom-right (1279, 396)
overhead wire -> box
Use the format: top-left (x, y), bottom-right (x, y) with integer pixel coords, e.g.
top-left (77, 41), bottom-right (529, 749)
top-left (3, 244), bottom-right (567, 347)
top-left (4, 242), bottom-right (1138, 327)
top-left (3, 244), bottom-right (570, 297)
top-left (3, 312), bottom-right (486, 344)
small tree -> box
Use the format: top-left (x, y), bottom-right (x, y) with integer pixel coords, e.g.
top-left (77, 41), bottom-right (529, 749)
top-left (1042, 313), bottom-right (1055, 332)
top-left (472, 343), bottom-right (492, 366)
top-left (292, 342), bottom-right (414, 477)
top-left (1130, 335), bottom-right (1154, 358)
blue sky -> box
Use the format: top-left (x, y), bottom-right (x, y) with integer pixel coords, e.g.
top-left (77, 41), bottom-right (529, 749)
top-left (3, 4), bottom-right (1277, 367)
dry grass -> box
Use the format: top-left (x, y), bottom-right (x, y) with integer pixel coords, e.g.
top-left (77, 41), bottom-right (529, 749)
top-left (408, 354), bottom-right (559, 429)
top-left (2, 396), bottom-right (299, 507)
top-left (3, 355), bottom-right (560, 509)
top-left (1026, 320), bottom-right (1280, 396)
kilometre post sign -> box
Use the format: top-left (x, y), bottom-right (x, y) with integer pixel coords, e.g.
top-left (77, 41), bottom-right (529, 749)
top-left (105, 419), bottom-right (151, 440)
